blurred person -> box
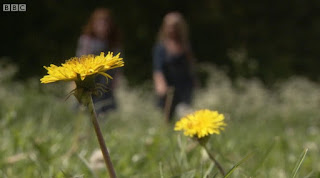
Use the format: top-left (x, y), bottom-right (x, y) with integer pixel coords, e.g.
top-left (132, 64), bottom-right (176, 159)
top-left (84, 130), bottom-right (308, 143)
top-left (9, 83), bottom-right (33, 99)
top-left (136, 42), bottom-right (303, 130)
top-left (153, 12), bottom-right (196, 121)
top-left (76, 8), bottom-right (122, 116)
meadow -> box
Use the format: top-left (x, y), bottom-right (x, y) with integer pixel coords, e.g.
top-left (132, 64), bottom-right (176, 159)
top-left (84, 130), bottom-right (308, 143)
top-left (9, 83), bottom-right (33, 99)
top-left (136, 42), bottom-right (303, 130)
top-left (1, 62), bottom-right (320, 178)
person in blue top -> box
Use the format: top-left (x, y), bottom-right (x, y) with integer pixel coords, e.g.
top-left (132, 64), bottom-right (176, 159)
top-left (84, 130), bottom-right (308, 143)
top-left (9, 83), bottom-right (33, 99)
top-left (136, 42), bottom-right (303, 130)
top-left (153, 12), bottom-right (196, 121)
top-left (76, 8), bottom-right (122, 116)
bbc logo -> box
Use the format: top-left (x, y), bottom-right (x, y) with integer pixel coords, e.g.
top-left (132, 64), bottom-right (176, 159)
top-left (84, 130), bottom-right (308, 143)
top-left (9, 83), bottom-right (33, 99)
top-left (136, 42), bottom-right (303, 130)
top-left (3, 4), bottom-right (26, 12)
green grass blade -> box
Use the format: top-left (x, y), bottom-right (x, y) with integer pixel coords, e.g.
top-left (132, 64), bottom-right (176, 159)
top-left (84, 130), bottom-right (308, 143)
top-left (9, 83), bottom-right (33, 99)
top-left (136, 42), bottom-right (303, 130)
top-left (159, 162), bottom-right (164, 178)
top-left (224, 152), bottom-right (254, 178)
top-left (291, 148), bottom-right (308, 178)
top-left (303, 171), bottom-right (314, 178)
top-left (251, 137), bottom-right (277, 175)
top-left (203, 162), bottom-right (214, 178)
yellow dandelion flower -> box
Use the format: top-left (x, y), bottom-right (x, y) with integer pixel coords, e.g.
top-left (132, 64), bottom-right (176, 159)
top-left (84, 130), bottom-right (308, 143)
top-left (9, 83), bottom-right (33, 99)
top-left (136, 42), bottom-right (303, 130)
top-left (174, 109), bottom-right (226, 138)
top-left (40, 52), bottom-right (124, 83)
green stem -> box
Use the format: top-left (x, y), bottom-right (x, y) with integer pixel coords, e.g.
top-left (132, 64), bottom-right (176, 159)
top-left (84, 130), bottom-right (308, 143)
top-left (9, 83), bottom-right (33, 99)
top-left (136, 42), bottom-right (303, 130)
top-left (202, 144), bottom-right (225, 176)
top-left (87, 94), bottom-right (117, 178)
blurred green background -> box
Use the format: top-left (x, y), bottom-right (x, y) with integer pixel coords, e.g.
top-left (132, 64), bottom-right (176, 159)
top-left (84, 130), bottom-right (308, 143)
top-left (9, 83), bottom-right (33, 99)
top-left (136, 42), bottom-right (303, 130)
top-left (1, 0), bottom-right (320, 85)
top-left (1, 1), bottom-right (320, 177)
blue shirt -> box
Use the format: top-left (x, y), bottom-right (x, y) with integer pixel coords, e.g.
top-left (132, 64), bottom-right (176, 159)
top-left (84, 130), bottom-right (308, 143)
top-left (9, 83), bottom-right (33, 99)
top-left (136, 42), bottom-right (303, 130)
top-left (153, 43), bottom-right (193, 90)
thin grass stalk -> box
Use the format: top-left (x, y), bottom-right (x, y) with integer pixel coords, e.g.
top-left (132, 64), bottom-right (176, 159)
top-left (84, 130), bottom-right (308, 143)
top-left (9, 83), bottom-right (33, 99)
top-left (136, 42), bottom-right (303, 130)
top-left (291, 148), bottom-right (308, 178)
top-left (224, 152), bottom-right (254, 178)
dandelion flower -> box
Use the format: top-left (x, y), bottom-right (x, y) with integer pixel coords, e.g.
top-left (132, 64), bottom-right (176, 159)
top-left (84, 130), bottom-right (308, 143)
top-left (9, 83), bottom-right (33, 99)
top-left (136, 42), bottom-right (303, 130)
top-left (174, 109), bottom-right (226, 138)
top-left (40, 52), bottom-right (124, 83)
top-left (40, 52), bottom-right (121, 177)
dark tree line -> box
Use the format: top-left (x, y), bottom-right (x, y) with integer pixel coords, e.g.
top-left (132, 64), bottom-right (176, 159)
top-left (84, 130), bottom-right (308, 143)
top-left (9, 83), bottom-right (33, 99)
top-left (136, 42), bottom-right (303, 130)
top-left (1, 0), bottom-right (320, 85)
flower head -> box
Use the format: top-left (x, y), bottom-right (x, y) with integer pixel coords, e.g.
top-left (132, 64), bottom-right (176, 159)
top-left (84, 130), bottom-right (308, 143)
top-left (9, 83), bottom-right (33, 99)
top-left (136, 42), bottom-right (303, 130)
top-left (40, 52), bottom-right (124, 84)
top-left (174, 109), bottom-right (226, 138)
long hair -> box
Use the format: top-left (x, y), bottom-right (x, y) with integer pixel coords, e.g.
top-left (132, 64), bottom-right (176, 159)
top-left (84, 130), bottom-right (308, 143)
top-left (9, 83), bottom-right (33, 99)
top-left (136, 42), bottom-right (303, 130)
top-left (157, 12), bottom-right (190, 50)
top-left (157, 12), bottom-right (195, 68)
top-left (82, 8), bottom-right (121, 50)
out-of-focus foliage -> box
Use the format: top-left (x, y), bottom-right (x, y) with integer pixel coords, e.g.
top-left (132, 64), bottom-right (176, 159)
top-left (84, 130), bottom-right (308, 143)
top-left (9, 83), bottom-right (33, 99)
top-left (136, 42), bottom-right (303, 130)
top-left (1, 0), bottom-right (320, 85)
top-left (1, 62), bottom-right (320, 177)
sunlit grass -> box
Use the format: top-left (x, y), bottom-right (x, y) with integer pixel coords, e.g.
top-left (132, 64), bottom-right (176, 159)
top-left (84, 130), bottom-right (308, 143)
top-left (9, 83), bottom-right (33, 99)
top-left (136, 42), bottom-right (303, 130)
top-left (0, 64), bottom-right (320, 177)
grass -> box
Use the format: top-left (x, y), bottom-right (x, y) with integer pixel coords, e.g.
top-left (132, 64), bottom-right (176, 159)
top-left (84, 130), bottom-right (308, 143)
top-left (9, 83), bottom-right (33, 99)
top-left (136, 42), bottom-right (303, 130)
top-left (1, 64), bottom-right (320, 177)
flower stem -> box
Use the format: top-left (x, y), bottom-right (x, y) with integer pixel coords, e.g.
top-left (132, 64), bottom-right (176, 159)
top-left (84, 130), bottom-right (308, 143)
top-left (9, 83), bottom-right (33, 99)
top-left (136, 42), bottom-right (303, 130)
top-left (87, 94), bottom-right (117, 178)
top-left (202, 144), bottom-right (225, 176)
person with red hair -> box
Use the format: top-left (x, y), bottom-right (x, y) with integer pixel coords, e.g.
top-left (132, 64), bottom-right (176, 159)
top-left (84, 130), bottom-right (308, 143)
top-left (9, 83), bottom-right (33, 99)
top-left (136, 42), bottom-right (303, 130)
top-left (76, 8), bottom-right (122, 115)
